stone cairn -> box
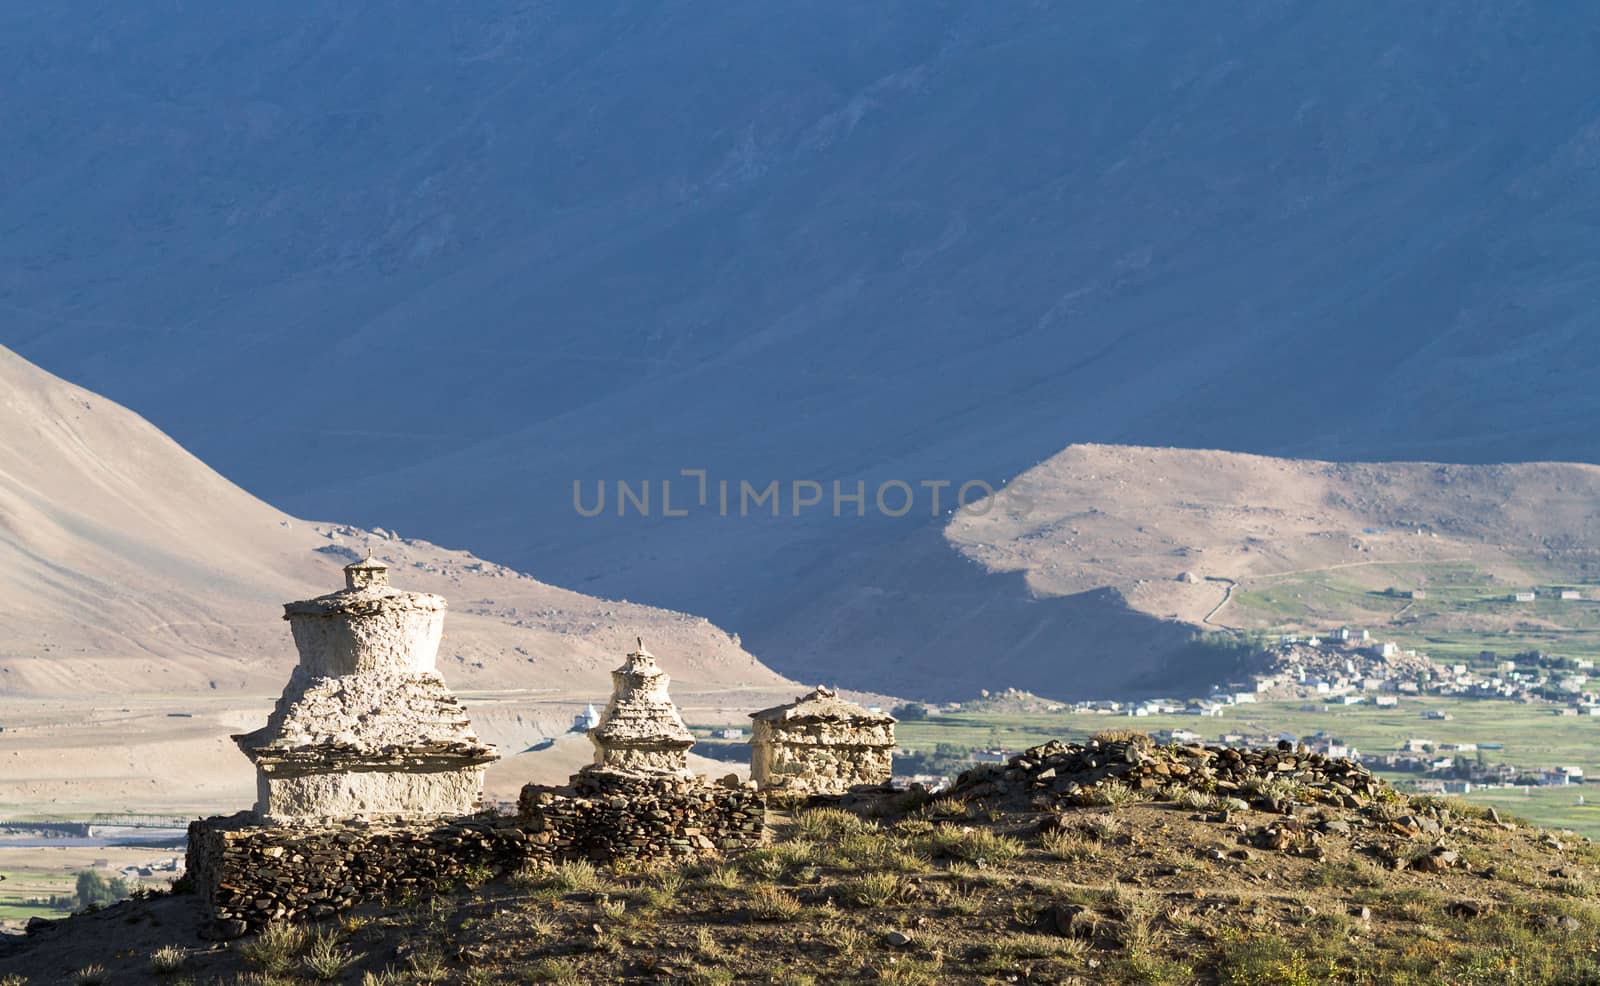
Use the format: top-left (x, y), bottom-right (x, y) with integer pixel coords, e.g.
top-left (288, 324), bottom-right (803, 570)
top-left (749, 686), bottom-right (896, 794)
top-left (232, 556), bottom-right (498, 823)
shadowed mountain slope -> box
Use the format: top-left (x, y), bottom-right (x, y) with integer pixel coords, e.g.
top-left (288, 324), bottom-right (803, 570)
top-left (6, 3), bottom-right (1600, 692)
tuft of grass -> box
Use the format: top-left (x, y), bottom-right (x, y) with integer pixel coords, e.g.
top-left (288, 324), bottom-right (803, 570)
top-left (1084, 779), bottom-right (1143, 808)
top-left (148, 944), bottom-right (187, 975)
top-left (240, 922), bottom-right (311, 974)
top-left (403, 947), bottom-right (447, 982)
top-left (916, 825), bottom-right (1023, 863)
top-left (527, 957), bottom-right (582, 985)
top-left (701, 865), bottom-right (745, 890)
top-left (70, 968), bottom-right (107, 986)
top-left (794, 807), bottom-right (870, 841)
top-left (872, 957), bottom-right (943, 984)
top-left (842, 871), bottom-right (905, 908)
top-left (547, 859), bottom-right (610, 894)
top-left (1040, 827), bottom-right (1095, 862)
top-left (747, 884), bottom-right (807, 921)
top-left (739, 847), bottom-right (790, 881)
top-left (302, 927), bottom-right (360, 982)
top-left (1178, 789), bottom-right (1222, 811)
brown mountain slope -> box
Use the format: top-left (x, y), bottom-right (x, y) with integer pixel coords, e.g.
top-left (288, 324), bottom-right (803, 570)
top-left (940, 444), bottom-right (1600, 688)
top-left (0, 343), bottom-right (789, 699)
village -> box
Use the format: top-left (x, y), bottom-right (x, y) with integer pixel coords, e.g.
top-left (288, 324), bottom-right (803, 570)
top-left (893, 625), bottom-right (1599, 803)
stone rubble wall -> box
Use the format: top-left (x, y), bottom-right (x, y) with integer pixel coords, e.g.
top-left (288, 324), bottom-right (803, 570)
top-left (751, 720), bottom-right (895, 794)
top-left (188, 780), bottom-right (765, 937)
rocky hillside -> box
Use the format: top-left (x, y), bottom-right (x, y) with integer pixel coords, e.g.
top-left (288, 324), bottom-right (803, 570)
top-left (7, 4), bottom-right (1600, 694)
top-left (4, 736), bottom-right (1598, 984)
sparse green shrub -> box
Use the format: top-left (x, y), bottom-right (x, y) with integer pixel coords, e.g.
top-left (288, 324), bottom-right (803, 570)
top-left (459, 862), bottom-right (495, 888)
top-left (1212, 932), bottom-right (1329, 986)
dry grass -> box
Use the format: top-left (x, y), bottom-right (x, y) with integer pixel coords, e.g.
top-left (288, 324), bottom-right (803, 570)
top-left (12, 757), bottom-right (1600, 986)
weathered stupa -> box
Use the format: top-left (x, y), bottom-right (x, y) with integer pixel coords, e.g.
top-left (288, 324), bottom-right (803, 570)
top-left (583, 638), bottom-right (695, 780)
top-left (233, 556), bottom-right (498, 824)
top-left (749, 686), bottom-right (896, 794)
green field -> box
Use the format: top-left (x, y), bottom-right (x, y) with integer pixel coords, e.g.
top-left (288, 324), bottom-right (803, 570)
top-left (898, 695), bottom-right (1600, 837)
top-left (1230, 560), bottom-right (1600, 665)
top-left (0, 868), bottom-right (73, 928)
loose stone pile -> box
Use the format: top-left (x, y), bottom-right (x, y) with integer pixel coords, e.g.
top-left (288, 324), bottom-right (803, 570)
top-left (749, 686), bottom-right (896, 795)
top-left (187, 811), bottom-right (538, 937)
top-left (949, 737), bottom-right (1384, 813)
top-left (518, 772), bottom-right (765, 862)
top-left (188, 781), bottom-right (766, 937)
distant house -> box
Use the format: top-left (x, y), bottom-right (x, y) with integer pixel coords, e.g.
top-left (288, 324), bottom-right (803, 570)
top-left (1561, 590), bottom-right (1583, 601)
top-left (1515, 591), bottom-right (1537, 603)
top-left (711, 728), bottom-right (746, 740)
top-left (1375, 695), bottom-right (1399, 707)
top-left (1379, 642), bottom-right (1401, 659)
top-left (1409, 589), bottom-right (1428, 600)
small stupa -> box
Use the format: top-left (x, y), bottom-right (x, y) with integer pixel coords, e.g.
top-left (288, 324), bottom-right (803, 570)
top-left (233, 555), bottom-right (498, 824)
top-left (584, 638), bottom-right (695, 780)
